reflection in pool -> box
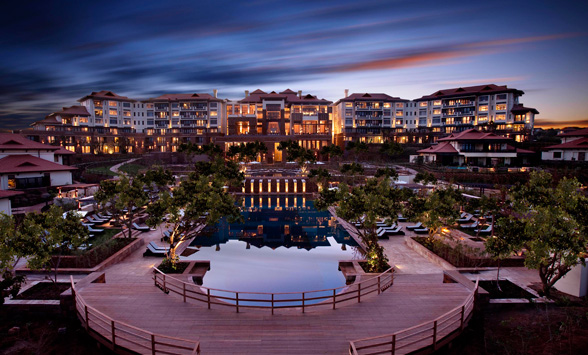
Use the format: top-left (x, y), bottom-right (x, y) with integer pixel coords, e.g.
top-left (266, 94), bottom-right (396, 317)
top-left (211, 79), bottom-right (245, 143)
top-left (185, 195), bottom-right (361, 299)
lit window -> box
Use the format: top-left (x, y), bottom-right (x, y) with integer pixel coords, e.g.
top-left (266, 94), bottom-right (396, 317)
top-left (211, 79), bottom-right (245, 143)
top-left (172, 111), bottom-right (179, 117)
top-left (109, 109), bottom-right (118, 116)
top-left (496, 104), bottom-right (507, 111)
top-left (433, 109), bottom-right (441, 115)
top-left (345, 102), bottom-right (352, 107)
top-left (383, 103), bottom-right (391, 108)
top-left (419, 102), bottom-right (427, 107)
top-left (496, 114), bottom-right (506, 121)
top-left (210, 111), bottom-right (218, 117)
top-left (123, 111), bottom-right (131, 117)
top-left (479, 105), bottom-right (488, 112)
top-left (395, 111), bottom-right (403, 116)
top-left (433, 100), bottom-right (442, 106)
top-left (109, 101), bottom-right (117, 107)
top-left (396, 103), bottom-right (404, 108)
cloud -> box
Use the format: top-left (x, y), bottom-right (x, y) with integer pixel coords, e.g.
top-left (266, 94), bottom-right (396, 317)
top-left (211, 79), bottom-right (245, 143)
top-left (535, 118), bottom-right (588, 128)
top-left (439, 76), bottom-right (528, 86)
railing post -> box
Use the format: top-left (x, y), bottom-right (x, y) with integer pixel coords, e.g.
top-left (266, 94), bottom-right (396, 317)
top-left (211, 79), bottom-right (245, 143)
top-left (207, 289), bottom-right (211, 309)
top-left (111, 320), bottom-right (116, 349)
top-left (378, 276), bottom-right (381, 294)
top-left (84, 305), bottom-right (89, 331)
top-left (183, 283), bottom-right (186, 302)
top-left (151, 334), bottom-right (156, 355)
top-left (163, 274), bottom-right (167, 292)
top-left (460, 305), bottom-right (465, 330)
top-left (358, 283), bottom-right (361, 303)
top-left (433, 320), bottom-right (438, 350)
top-left (236, 292), bottom-right (239, 313)
top-left (302, 292), bottom-right (305, 313)
top-left (391, 334), bottom-right (396, 355)
top-left (333, 289), bottom-right (336, 310)
top-left (271, 294), bottom-right (274, 315)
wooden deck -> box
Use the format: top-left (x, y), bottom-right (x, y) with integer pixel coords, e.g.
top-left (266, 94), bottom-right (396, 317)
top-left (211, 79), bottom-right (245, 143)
top-left (78, 273), bottom-right (470, 354)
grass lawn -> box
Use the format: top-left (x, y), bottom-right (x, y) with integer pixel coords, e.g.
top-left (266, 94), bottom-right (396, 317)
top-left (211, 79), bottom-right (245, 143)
top-left (85, 165), bottom-right (117, 176)
top-left (118, 163), bottom-right (148, 176)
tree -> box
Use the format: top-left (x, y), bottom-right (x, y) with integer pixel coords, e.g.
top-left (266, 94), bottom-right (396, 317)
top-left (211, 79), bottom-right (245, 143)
top-left (405, 186), bottom-right (464, 238)
top-left (319, 144), bottom-right (343, 161)
top-left (277, 140), bottom-right (316, 172)
top-left (414, 171), bottom-right (437, 185)
top-left (315, 177), bottom-right (404, 272)
top-left (146, 158), bottom-right (243, 265)
top-left (23, 206), bottom-right (89, 282)
top-left (308, 168), bottom-right (331, 191)
top-left (375, 167), bottom-right (398, 181)
top-left (0, 213), bottom-right (26, 304)
top-left (380, 140), bottom-right (403, 158)
top-left (485, 171), bottom-right (588, 297)
top-left (179, 142), bottom-right (224, 158)
top-left (226, 141), bottom-right (268, 162)
top-left (346, 141), bottom-right (369, 160)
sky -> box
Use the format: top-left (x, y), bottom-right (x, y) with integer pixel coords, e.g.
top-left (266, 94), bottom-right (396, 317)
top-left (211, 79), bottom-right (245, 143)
top-left (0, 0), bottom-right (587, 130)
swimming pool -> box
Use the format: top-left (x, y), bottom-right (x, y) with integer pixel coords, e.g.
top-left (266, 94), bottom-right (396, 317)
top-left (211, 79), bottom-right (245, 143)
top-left (185, 195), bottom-right (360, 298)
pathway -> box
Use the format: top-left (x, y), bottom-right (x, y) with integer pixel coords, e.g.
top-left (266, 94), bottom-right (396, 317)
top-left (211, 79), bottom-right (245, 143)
top-left (109, 158), bottom-right (139, 176)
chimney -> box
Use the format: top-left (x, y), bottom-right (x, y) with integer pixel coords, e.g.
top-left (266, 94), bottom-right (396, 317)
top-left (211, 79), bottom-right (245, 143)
top-left (213, 89), bottom-right (218, 98)
top-left (298, 90), bottom-right (302, 98)
top-left (344, 89), bottom-right (349, 98)
top-left (245, 90), bottom-right (249, 97)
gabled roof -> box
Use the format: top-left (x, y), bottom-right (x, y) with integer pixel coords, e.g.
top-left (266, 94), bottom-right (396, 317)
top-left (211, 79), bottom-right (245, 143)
top-left (0, 154), bottom-right (76, 174)
top-left (0, 134), bottom-right (60, 151)
top-left (511, 104), bottom-right (539, 114)
top-left (545, 137), bottom-right (588, 150)
top-left (438, 129), bottom-right (512, 142)
top-left (336, 93), bottom-right (405, 104)
top-left (48, 105), bottom-right (90, 117)
top-left (279, 89), bottom-right (297, 94)
top-left (142, 93), bottom-right (221, 102)
top-left (417, 142), bottom-right (458, 154)
top-left (558, 128), bottom-right (588, 138)
top-left (238, 90), bottom-right (331, 104)
top-left (417, 84), bottom-right (523, 100)
top-left (78, 90), bottom-right (136, 102)
top-left (54, 146), bottom-right (75, 155)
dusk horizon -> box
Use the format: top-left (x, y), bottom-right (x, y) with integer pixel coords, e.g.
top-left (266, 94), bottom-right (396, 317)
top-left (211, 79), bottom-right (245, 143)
top-left (1, 0), bottom-right (587, 130)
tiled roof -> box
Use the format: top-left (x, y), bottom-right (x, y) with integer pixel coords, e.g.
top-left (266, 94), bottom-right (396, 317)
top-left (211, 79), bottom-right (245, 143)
top-left (48, 105), bottom-right (90, 117)
top-left (30, 116), bottom-right (61, 126)
top-left (558, 128), bottom-right (588, 137)
top-left (333, 93), bottom-right (406, 106)
top-left (239, 90), bottom-right (331, 104)
top-left (418, 84), bottom-right (523, 100)
top-left (143, 93), bottom-right (221, 102)
top-left (0, 154), bottom-right (76, 174)
top-left (54, 146), bottom-right (75, 155)
top-left (0, 133), bottom-right (60, 151)
top-left (78, 90), bottom-right (136, 102)
top-left (438, 129), bottom-right (511, 142)
top-left (511, 104), bottom-right (539, 114)
top-left (417, 142), bottom-right (458, 154)
top-left (545, 137), bottom-right (588, 150)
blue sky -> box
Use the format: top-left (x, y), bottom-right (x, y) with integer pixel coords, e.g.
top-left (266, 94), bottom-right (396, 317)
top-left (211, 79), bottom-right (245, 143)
top-left (0, 0), bottom-right (586, 129)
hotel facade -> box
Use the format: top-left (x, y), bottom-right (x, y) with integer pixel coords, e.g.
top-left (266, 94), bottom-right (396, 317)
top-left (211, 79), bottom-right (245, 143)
top-left (22, 84), bottom-right (537, 159)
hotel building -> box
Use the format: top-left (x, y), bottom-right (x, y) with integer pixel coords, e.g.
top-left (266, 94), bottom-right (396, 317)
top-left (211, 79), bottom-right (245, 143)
top-left (22, 84), bottom-right (537, 157)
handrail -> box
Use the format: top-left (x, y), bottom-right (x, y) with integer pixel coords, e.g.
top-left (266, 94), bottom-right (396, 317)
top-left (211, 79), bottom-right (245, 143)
top-left (348, 279), bottom-right (479, 355)
top-left (153, 266), bottom-right (394, 314)
top-left (70, 276), bottom-right (200, 355)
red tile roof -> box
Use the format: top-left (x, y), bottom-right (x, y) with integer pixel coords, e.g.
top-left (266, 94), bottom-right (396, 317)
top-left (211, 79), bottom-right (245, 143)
top-left (418, 84), bottom-right (523, 100)
top-left (78, 90), bottom-right (136, 102)
top-left (417, 142), bottom-right (458, 154)
top-left (0, 133), bottom-right (60, 151)
top-left (30, 116), bottom-right (61, 127)
top-left (511, 104), bottom-right (539, 114)
top-left (0, 154), bottom-right (76, 174)
top-left (49, 105), bottom-right (90, 117)
top-left (545, 137), bottom-right (588, 150)
top-left (54, 146), bottom-right (75, 155)
top-left (558, 128), bottom-right (588, 137)
top-left (238, 90), bottom-right (331, 104)
top-left (0, 190), bottom-right (23, 199)
top-left (438, 129), bottom-right (512, 142)
top-left (143, 93), bottom-right (221, 102)
top-left (333, 93), bottom-right (406, 106)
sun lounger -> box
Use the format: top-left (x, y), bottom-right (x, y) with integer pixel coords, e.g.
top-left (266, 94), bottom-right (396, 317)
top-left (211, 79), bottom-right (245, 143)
top-left (86, 216), bottom-right (106, 224)
top-left (406, 222), bottom-right (423, 230)
top-left (81, 222), bottom-right (94, 227)
top-left (461, 221), bottom-right (479, 229)
top-left (132, 222), bottom-right (150, 232)
top-left (143, 242), bottom-right (169, 257)
top-left (457, 214), bottom-right (473, 223)
top-left (413, 227), bottom-right (429, 234)
top-left (86, 225), bottom-right (104, 233)
top-left (376, 226), bottom-right (404, 237)
top-left (96, 213), bottom-right (111, 221)
top-left (397, 214), bottom-right (407, 222)
top-left (475, 225), bottom-right (492, 233)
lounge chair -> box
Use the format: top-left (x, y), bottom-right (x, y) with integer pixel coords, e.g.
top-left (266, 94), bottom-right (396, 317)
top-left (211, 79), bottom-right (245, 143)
top-left (143, 242), bottom-right (169, 257)
top-left (86, 225), bottom-right (104, 233)
top-left (397, 214), bottom-right (407, 222)
top-left (413, 227), bottom-right (429, 234)
top-left (406, 222), bottom-right (423, 230)
top-left (132, 222), bottom-right (150, 232)
top-left (476, 225), bottom-right (492, 234)
top-left (457, 214), bottom-right (473, 223)
top-left (86, 216), bottom-right (106, 224)
top-left (81, 222), bottom-right (94, 227)
top-left (461, 221), bottom-right (479, 229)
top-left (96, 213), bottom-right (111, 221)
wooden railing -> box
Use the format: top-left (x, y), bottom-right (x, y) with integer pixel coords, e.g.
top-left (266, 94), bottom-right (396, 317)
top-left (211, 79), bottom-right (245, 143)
top-left (71, 277), bottom-right (200, 355)
top-left (153, 266), bottom-right (394, 314)
top-left (349, 279), bottom-right (479, 355)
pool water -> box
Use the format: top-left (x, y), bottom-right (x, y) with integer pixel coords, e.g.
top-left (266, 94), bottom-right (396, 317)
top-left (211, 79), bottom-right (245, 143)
top-left (186, 195), bottom-right (360, 296)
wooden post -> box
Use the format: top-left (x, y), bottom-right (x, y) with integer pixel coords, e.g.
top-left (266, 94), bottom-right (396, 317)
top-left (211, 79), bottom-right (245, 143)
top-left (391, 334), bottom-right (396, 355)
top-left (151, 334), bottom-right (156, 355)
top-left (358, 283), bottom-right (361, 303)
top-left (433, 320), bottom-right (438, 350)
top-left (302, 292), bottom-right (305, 313)
top-left (84, 305), bottom-right (89, 331)
top-left (271, 294), bottom-right (274, 315)
top-left (378, 276), bottom-right (381, 294)
top-left (207, 289), bottom-right (211, 309)
top-left (183, 283), bottom-right (186, 302)
top-left (333, 289), bottom-right (336, 310)
top-left (460, 305), bottom-right (465, 330)
top-left (236, 292), bottom-right (239, 313)
top-left (111, 320), bottom-right (116, 348)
